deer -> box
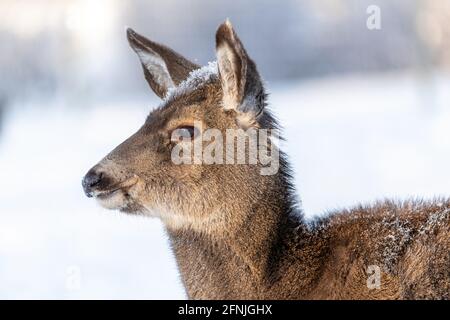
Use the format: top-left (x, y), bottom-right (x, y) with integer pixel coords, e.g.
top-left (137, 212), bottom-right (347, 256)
top-left (82, 20), bottom-right (450, 300)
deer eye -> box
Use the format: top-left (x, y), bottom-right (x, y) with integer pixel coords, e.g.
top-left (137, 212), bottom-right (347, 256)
top-left (171, 125), bottom-right (200, 142)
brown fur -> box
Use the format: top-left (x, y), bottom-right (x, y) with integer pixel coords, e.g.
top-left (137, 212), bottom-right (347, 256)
top-left (83, 21), bottom-right (450, 300)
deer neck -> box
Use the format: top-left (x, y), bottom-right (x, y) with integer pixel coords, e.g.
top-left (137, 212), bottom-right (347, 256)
top-left (166, 176), bottom-right (313, 299)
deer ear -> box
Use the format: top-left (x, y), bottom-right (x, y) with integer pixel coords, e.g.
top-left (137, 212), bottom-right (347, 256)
top-left (215, 20), bottom-right (265, 119)
top-left (127, 28), bottom-right (200, 99)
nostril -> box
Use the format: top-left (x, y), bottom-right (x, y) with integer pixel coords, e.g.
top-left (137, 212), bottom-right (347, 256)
top-left (82, 169), bottom-right (103, 197)
top-left (89, 172), bottom-right (102, 187)
top-left (86, 171), bottom-right (102, 187)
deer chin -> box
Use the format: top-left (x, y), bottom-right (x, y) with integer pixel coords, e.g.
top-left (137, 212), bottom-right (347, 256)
top-left (95, 189), bottom-right (128, 210)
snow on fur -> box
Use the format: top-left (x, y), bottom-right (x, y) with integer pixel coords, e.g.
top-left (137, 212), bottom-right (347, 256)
top-left (164, 61), bottom-right (218, 102)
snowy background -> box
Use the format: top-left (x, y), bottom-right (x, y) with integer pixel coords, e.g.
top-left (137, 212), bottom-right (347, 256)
top-left (0, 0), bottom-right (449, 299)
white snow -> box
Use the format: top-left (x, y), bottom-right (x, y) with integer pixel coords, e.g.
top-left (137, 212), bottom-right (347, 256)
top-left (164, 61), bottom-right (218, 101)
top-left (1, 71), bottom-right (449, 299)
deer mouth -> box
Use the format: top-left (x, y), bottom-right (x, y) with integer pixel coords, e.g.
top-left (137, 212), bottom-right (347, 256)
top-left (96, 187), bottom-right (124, 200)
top-left (94, 177), bottom-right (138, 201)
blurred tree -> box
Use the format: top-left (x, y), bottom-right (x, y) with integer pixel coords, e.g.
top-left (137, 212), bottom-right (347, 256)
top-left (416, 0), bottom-right (450, 70)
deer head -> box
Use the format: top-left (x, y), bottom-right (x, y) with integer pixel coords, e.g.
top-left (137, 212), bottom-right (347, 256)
top-left (82, 21), bottom-right (280, 232)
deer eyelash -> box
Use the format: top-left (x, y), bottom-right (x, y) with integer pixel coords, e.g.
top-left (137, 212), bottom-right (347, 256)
top-left (170, 125), bottom-right (200, 142)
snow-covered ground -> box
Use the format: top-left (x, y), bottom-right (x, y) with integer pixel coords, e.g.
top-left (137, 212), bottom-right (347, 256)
top-left (0, 72), bottom-right (449, 299)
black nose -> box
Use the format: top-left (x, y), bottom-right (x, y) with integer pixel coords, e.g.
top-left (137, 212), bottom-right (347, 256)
top-left (82, 169), bottom-right (103, 197)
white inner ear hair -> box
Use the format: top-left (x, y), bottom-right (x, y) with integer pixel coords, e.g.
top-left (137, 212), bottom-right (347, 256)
top-left (217, 42), bottom-right (242, 111)
top-left (136, 49), bottom-right (175, 91)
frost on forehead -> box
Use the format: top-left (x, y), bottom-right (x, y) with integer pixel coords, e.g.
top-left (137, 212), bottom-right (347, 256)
top-left (164, 61), bottom-right (218, 101)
